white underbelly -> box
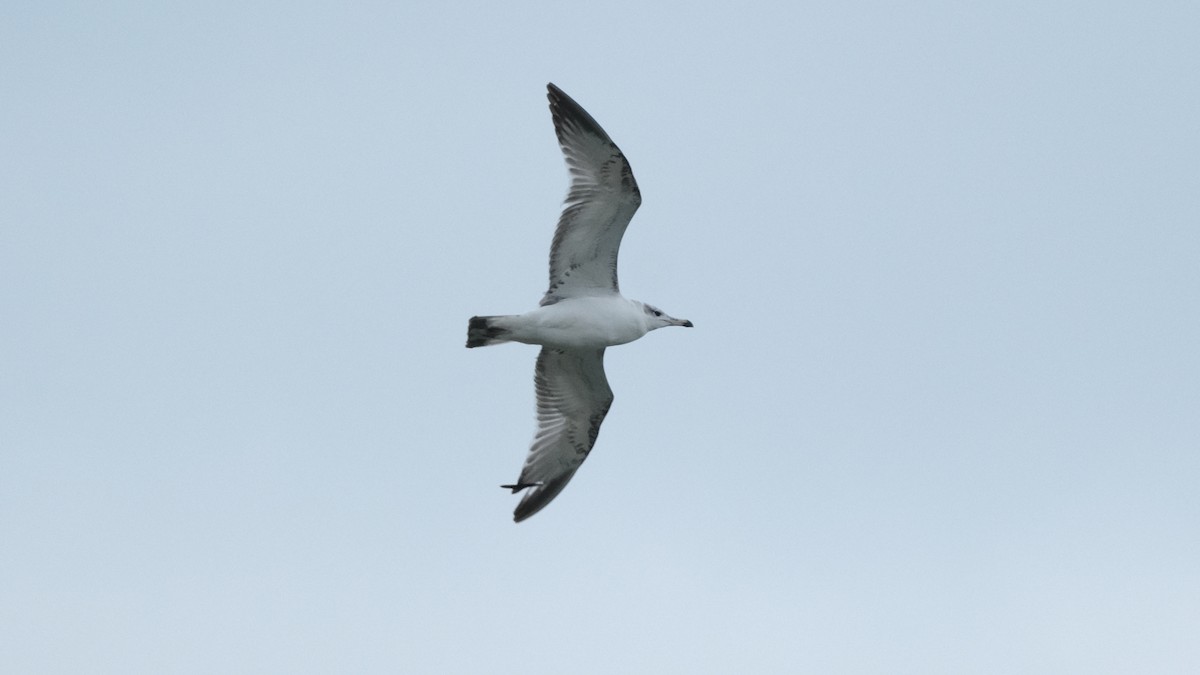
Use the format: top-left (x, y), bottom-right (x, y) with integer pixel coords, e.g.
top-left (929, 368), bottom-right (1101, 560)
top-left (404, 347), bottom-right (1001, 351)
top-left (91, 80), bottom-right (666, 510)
top-left (509, 296), bottom-right (647, 349)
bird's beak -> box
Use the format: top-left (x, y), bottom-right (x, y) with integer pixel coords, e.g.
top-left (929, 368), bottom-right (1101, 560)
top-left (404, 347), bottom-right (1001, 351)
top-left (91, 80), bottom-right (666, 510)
top-left (674, 318), bottom-right (694, 328)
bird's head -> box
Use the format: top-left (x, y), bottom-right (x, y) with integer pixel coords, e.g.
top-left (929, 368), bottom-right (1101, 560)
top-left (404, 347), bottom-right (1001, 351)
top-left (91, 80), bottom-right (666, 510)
top-left (640, 302), bottom-right (693, 331)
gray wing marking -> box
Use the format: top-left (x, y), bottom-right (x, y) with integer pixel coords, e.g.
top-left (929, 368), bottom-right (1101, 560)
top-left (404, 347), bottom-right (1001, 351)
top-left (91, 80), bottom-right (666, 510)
top-left (541, 83), bottom-right (642, 306)
top-left (509, 347), bottom-right (613, 522)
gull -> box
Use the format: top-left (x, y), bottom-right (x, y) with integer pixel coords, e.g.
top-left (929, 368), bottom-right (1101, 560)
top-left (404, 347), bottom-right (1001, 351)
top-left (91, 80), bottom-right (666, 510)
top-left (466, 83), bottom-right (693, 522)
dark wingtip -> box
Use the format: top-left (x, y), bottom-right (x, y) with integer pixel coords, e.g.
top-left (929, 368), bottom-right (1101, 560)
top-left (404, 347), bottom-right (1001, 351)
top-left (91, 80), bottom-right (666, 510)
top-left (509, 475), bottom-right (574, 523)
top-left (545, 83), bottom-right (612, 146)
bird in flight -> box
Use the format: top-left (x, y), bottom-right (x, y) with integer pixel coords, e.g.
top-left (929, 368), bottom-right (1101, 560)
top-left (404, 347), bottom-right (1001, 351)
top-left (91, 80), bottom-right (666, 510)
top-left (466, 83), bottom-right (693, 522)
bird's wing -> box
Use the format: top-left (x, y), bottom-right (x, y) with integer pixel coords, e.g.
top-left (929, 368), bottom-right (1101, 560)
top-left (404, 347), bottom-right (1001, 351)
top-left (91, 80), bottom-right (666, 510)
top-left (540, 83), bottom-right (642, 306)
top-left (509, 347), bottom-right (613, 522)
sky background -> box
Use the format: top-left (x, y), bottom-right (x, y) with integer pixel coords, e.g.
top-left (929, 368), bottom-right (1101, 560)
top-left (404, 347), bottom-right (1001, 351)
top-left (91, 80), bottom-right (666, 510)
top-left (2, 2), bottom-right (1198, 673)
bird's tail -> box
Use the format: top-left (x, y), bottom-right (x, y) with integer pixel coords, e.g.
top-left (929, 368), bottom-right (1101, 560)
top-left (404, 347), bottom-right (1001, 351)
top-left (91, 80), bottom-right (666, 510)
top-left (466, 315), bottom-right (512, 348)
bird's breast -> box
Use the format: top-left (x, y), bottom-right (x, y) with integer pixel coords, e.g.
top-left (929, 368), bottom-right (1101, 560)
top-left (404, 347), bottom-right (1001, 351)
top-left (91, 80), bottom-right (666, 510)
top-left (516, 297), bottom-right (647, 349)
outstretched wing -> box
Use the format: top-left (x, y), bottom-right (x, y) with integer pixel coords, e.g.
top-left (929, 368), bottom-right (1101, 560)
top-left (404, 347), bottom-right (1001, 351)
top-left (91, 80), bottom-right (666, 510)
top-left (541, 83), bottom-right (642, 306)
top-left (508, 347), bottom-right (613, 522)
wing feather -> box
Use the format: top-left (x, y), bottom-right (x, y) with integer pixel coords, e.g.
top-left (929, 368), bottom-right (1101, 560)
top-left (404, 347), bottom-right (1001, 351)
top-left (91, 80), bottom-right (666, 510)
top-left (541, 84), bottom-right (641, 306)
top-left (509, 347), bottom-right (613, 522)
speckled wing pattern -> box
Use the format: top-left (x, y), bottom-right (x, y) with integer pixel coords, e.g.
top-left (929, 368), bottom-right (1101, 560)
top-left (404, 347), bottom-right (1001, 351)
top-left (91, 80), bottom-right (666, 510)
top-left (509, 347), bottom-right (613, 522)
top-left (540, 83), bottom-right (642, 306)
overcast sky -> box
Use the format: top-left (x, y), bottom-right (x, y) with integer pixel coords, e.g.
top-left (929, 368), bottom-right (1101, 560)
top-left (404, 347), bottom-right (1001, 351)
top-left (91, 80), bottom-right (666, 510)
top-left (2, 2), bottom-right (1198, 673)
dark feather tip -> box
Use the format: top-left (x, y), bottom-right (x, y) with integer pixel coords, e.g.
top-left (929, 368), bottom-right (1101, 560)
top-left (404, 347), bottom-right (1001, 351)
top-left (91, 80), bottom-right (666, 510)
top-left (500, 482), bottom-right (543, 493)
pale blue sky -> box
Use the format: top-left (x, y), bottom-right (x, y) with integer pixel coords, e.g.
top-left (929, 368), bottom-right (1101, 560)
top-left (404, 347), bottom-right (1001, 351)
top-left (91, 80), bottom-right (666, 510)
top-left (2, 2), bottom-right (1198, 673)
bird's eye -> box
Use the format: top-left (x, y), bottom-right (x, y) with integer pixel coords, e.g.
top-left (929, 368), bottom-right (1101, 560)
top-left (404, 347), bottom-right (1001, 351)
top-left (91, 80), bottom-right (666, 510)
top-left (653, 310), bottom-right (662, 317)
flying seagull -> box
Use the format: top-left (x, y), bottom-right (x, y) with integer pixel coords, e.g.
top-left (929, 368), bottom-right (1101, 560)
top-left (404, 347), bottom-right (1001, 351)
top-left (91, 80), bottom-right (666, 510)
top-left (466, 83), bottom-right (693, 522)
